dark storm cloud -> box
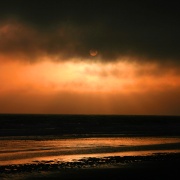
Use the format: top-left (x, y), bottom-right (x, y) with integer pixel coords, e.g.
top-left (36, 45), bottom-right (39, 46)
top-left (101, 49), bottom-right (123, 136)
top-left (0, 0), bottom-right (180, 63)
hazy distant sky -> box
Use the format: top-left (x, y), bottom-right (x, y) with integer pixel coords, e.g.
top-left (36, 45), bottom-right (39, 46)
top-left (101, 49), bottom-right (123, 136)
top-left (0, 1), bottom-right (180, 115)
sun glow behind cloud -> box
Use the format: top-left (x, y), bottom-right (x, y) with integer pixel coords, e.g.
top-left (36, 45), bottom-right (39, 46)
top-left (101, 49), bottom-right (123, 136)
top-left (1, 56), bottom-right (180, 93)
top-left (0, 20), bottom-right (180, 115)
top-left (1, 55), bottom-right (180, 115)
top-left (0, 2), bottom-right (180, 115)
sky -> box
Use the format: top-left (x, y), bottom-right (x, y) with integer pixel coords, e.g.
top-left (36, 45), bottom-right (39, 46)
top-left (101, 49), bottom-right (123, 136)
top-left (0, 0), bottom-right (180, 115)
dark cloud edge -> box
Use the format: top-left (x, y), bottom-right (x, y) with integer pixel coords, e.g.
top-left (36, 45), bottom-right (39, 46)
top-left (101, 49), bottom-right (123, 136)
top-left (0, 18), bottom-right (180, 66)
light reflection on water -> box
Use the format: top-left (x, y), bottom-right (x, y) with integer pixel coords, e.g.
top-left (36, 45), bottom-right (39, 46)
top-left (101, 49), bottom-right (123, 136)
top-left (0, 136), bottom-right (180, 165)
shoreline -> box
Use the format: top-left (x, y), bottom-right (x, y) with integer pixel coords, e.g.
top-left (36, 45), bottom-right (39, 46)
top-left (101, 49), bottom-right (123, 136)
top-left (0, 153), bottom-right (180, 180)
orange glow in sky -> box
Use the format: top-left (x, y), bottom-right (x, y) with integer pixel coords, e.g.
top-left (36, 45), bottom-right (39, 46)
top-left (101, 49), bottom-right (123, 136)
top-left (0, 55), bottom-right (180, 115)
top-left (0, 4), bottom-right (180, 115)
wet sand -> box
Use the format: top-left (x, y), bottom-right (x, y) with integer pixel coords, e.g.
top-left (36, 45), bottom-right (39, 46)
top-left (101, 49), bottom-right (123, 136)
top-left (1, 153), bottom-right (180, 180)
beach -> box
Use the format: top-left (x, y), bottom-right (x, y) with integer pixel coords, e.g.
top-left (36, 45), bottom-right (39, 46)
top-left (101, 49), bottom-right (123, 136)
top-left (0, 115), bottom-right (180, 179)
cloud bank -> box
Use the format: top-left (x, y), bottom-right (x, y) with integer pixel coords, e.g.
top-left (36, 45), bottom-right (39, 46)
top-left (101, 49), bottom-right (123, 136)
top-left (0, 1), bottom-right (180, 64)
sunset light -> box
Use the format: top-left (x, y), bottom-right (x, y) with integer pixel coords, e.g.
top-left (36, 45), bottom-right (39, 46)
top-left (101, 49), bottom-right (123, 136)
top-left (0, 1), bottom-right (180, 115)
top-left (1, 54), bottom-right (180, 114)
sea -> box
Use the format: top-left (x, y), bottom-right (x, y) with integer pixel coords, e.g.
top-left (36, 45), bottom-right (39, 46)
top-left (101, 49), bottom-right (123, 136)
top-left (0, 114), bottom-right (180, 167)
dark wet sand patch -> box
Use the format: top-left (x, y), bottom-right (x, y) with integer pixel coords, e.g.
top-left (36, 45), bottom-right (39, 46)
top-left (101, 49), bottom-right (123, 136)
top-left (1, 153), bottom-right (180, 180)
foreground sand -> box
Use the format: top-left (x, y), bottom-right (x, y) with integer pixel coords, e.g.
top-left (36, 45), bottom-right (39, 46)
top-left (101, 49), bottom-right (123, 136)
top-left (1, 153), bottom-right (180, 180)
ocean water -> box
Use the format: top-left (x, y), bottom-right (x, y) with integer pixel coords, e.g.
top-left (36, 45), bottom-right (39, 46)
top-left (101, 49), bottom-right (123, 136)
top-left (0, 115), bottom-right (180, 166)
